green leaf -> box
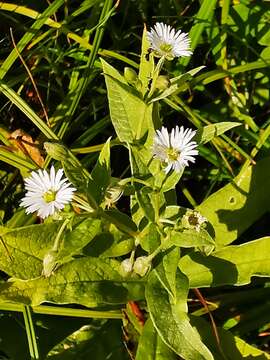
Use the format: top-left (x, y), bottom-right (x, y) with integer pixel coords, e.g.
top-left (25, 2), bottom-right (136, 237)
top-left (0, 257), bottom-right (143, 307)
top-left (167, 229), bottom-right (215, 249)
top-left (140, 223), bottom-right (161, 253)
top-left (155, 248), bottom-right (180, 299)
top-left (101, 58), bottom-right (152, 142)
top-left (46, 319), bottom-right (129, 360)
top-left (88, 138), bottom-right (111, 205)
top-left (136, 187), bottom-right (155, 222)
top-left (103, 209), bottom-right (138, 236)
top-left (85, 228), bottom-right (134, 258)
top-left (190, 315), bottom-right (270, 360)
top-left (60, 217), bottom-right (101, 259)
top-left (0, 81), bottom-right (58, 140)
top-left (197, 157), bottom-right (270, 247)
top-left (135, 318), bottom-right (176, 360)
top-left (150, 66), bottom-right (206, 102)
top-left (62, 159), bottom-right (89, 192)
top-left (0, 222), bottom-right (63, 279)
top-left (179, 237), bottom-right (270, 288)
top-left (146, 267), bottom-right (213, 359)
top-left (195, 122), bottom-right (241, 144)
top-left (180, 0), bottom-right (217, 67)
top-left (138, 27), bottom-right (154, 97)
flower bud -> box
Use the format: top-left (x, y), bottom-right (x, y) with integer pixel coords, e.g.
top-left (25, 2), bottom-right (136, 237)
top-left (133, 256), bottom-right (151, 277)
top-left (155, 75), bottom-right (171, 91)
top-left (104, 181), bottom-right (123, 208)
top-left (44, 142), bottom-right (69, 161)
top-left (124, 67), bottom-right (138, 85)
top-left (120, 258), bottom-right (133, 276)
top-left (43, 250), bottom-right (58, 277)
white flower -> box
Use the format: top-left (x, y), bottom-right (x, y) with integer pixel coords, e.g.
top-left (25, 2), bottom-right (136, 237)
top-left (147, 22), bottom-right (192, 60)
top-left (153, 126), bottom-right (198, 174)
top-left (21, 166), bottom-right (76, 219)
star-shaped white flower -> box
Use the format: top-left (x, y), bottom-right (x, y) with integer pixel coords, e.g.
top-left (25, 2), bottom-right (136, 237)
top-left (20, 166), bottom-right (76, 219)
top-left (147, 22), bottom-right (192, 60)
top-left (153, 126), bottom-right (198, 174)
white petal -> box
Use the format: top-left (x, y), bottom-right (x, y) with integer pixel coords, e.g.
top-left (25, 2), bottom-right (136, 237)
top-left (20, 166), bottom-right (76, 218)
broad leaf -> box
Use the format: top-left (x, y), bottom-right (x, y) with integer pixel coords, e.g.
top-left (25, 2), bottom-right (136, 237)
top-left (0, 222), bottom-right (62, 279)
top-left (135, 319), bottom-right (176, 360)
top-left (146, 267), bottom-right (213, 359)
top-left (101, 58), bottom-right (152, 142)
top-left (190, 315), bottom-right (270, 359)
top-left (0, 257), bottom-right (144, 307)
top-left (167, 228), bottom-right (215, 249)
top-left (197, 157), bottom-right (270, 246)
top-left (179, 237), bottom-right (270, 287)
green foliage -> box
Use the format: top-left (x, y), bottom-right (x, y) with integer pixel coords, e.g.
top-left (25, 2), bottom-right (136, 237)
top-left (0, 0), bottom-right (270, 358)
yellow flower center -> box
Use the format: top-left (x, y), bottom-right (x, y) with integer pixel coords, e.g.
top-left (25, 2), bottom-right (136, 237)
top-left (43, 190), bottom-right (56, 203)
top-left (160, 43), bottom-right (173, 53)
top-left (166, 147), bottom-right (180, 161)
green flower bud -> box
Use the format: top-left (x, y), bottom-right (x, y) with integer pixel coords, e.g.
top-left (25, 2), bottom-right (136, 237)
top-left (133, 256), bottom-right (151, 277)
top-left (155, 75), bottom-right (171, 91)
top-left (43, 250), bottom-right (58, 277)
top-left (120, 258), bottom-right (133, 277)
top-left (44, 142), bottom-right (69, 161)
top-left (124, 67), bottom-right (138, 85)
top-left (104, 180), bottom-right (123, 208)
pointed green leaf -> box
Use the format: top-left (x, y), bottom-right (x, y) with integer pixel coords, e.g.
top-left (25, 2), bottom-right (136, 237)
top-left (138, 27), bottom-right (154, 97)
top-left (88, 138), bottom-right (111, 205)
top-left (195, 122), bottom-right (241, 144)
top-left (146, 267), bottom-right (213, 359)
top-left (155, 248), bottom-right (180, 299)
top-left (101, 58), bottom-right (152, 141)
top-left (60, 217), bottom-right (101, 259)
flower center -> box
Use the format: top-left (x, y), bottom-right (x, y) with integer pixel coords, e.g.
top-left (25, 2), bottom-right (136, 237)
top-left (43, 189), bottom-right (57, 203)
top-left (188, 214), bottom-right (199, 226)
top-left (166, 147), bottom-right (180, 161)
top-left (159, 43), bottom-right (173, 54)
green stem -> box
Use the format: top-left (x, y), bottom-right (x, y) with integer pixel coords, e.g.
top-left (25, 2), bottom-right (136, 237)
top-left (0, 302), bottom-right (123, 319)
top-left (147, 56), bottom-right (165, 99)
top-left (52, 218), bottom-right (69, 251)
top-left (22, 305), bottom-right (40, 359)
